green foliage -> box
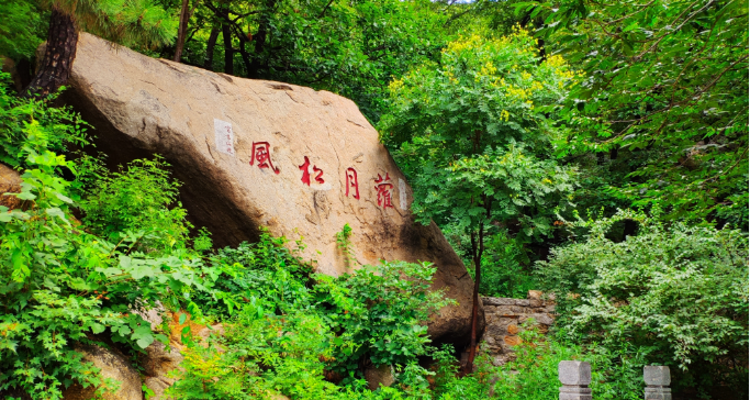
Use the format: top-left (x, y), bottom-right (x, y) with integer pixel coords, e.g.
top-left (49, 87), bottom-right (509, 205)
top-left (336, 223), bottom-right (355, 270)
top-left (0, 77), bottom-right (88, 169)
top-left (0, 75), bottom-right (210, 399)
top-left (0, 0), bottom-right (46, 61)
top-left (168, 310), bottom-right (340, 400)
top-left (195, 231), bottom-right (314, 318)
top-left (538, 209), bottom-right (749, 396)
top-left (430, 345), bottom-right (494, 400)
top-left (174, 224), bottom-right (451, 398)
top-left (77, 156), bottom-right (192, 254)
top-left (430, 324), bottom-right (648, 400)
top-left (176, 0), bottom-right (448, 121)
top-left (477, 233), bottom-right (536, 298)
top-left (48, 0), bottom-right (177, 48)
top-left (380, 30), bottom-right (578, 275)
top-left (489, 325), bottom-right (646, 400)
top-left (316, 261), bottom-right (452, 376)
top-left (527, 0), bottom-right (749, 227)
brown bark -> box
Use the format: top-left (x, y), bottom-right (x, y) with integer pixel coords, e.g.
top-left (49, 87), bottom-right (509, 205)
top-left (248, 0), bottom-right (276, 79)
top-left (173, 0), bottom-right (191, 62)
top-left (463, 223), bottom-right (483, 374)
top-left (204, 26), bottom-right (220, 69)
top-left (22, 7), bottom-right (78, 98)
top-left (463, 199), bottom-right (491, 375)
top-left (221, 7), bottom-right (233, 75)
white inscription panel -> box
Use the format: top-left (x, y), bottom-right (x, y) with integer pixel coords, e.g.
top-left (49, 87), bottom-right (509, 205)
top-left (399, 178), bottom-right (407, 210)
top-left (213, 119), bottom-right (235, 156)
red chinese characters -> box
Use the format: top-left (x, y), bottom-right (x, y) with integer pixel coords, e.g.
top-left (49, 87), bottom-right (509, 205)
top-left (222, 125), bottom-right (233, 155)
top-left (345, 167), bottom-right (360, 199)
top-left (250, 142), bottom-right (279, 174)
top-left (374, 173), bottom-right (394, 208)
top-left (299, 156), bottom-right (324, 186)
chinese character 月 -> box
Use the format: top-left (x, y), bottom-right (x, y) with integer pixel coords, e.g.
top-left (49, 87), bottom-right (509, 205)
top-left (374, 173), bottom-right (393, 208)
top-left (346, 168), bottom-right (360, 199)
top-left (299, 156), bottom-right (324, 186)
top-left (250, 142), bottom-right (279, 174)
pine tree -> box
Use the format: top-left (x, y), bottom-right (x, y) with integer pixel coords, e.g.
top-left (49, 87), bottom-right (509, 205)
top-left (24, 0), bottom-right (177, 98)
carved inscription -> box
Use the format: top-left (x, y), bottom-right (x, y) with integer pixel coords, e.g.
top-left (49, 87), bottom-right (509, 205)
top-left (213, 119), bottom-right (235, 156)
top-left (250, 141), bottom-right (280, 174)
top-left (233, 127), bottom-right (403, 211)
top-left (346, 167), bottom-right (360, 199)
top-left (374, 173), bottom-right (394, 209)
top-left (299, 156), bottom-right (325, 186)
top-left (399, 178), bottom-right (407, 210)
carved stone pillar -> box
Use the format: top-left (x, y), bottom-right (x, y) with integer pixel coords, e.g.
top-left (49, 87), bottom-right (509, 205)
top-left (644, 366), bottom-right (672, 400)
top-left (558, 360), bottom-right (592, 400)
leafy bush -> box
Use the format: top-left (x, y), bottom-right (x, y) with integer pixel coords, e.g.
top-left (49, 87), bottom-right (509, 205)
top-left (171, 229), bottom-right (453, 399)
top-left (430, 323), bottom-right (647, 400)
top-left (316, 261), bottom-right (453, 377)
top-left (0, 76), bottom-right (211, 399)
top-left (77, 156), bottom-right (192, 254)
top-left (492, 326), bottom-right (645, 400)
top-left (431, 345), bottom-right (494, 400)
top-left (194, 231), bottom-right (315, 318)
top-left (169, 310), bottom-right (339, 400)
top-left (538, 209), bottom-right (749, 397)
top-left (460, 231), bottom-right (537, 299)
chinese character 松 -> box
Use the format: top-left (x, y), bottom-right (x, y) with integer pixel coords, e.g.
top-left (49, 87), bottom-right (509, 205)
top-left (250, 141), bottom-right (279, 174)
top-left (299, 156), bottom-right (325, 186)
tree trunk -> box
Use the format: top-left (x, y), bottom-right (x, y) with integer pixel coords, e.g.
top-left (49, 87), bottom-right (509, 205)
top-left (173, 0), bottom-right (191, 62)
top-left (22, 7), bottom-right (78, 98)
top-left (463, 222), bottom-right (484, 374)
top-left (204, 26), bottom-right (220, 70)
top-left (221, 8), bottom-right (233, 75)
top-left (464, 199), bottom-right (491, 375)
top-left (249, 0), bottom-right (276, 79)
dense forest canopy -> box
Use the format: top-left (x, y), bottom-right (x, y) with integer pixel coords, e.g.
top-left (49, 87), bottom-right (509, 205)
top-left (0, 0), bottom-right (747, 399)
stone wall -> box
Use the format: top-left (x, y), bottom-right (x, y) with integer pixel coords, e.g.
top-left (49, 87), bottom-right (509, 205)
top-left (480, 291), bottom-right (556, 366)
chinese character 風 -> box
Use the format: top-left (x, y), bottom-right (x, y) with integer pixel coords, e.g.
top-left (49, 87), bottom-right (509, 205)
top-left (250, 141), bottom-right (280, 174)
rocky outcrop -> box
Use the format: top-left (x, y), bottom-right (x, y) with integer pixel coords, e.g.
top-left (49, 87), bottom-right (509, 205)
top-left (62, 344), bottom-right (143, 400)
top-left (0, 163), bottom-right (23, 210)
top-left (141, 341), bottom-right (183, 400)
top-left (481, 291), bottom-right (556, 366)
top-left (364, 365), bottom-right (396, 391)
top-left (62, 33), bottom-right (481, 346)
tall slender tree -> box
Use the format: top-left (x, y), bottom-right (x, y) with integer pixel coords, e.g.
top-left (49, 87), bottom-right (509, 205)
top-left (380, 31), bottom-right (578, 372)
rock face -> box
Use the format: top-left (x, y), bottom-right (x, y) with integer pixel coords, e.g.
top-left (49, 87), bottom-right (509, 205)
top-left (62, 33), bottom-right (481, 345)
top-left (364, 365), bottom-right (396, 391)
top-left (0, 163), bottom-right (23, 210)
top-left (141, 340), bottom-right (183, 400)
top-left (481, 291), bottom-right (556, 366)
top-left (62, 344), bottom-right (143, 400)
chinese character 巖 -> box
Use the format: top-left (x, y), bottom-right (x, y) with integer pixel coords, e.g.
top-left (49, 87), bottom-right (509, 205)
top-left (374, 173), bottom-right (393, 208)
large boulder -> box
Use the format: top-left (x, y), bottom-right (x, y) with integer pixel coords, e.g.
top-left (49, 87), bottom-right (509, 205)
top-left (62, 33), bottom-right (482, 345)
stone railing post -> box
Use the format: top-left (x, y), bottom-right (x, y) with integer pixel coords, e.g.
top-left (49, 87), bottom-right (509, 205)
top-left (644, 366), bottom-right (671, 400)
top-left (558, 360), bottom-right (592, 400)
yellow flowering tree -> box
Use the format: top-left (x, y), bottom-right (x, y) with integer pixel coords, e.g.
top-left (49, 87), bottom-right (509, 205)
top-left (379, 28), bottom-right (577, 372)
